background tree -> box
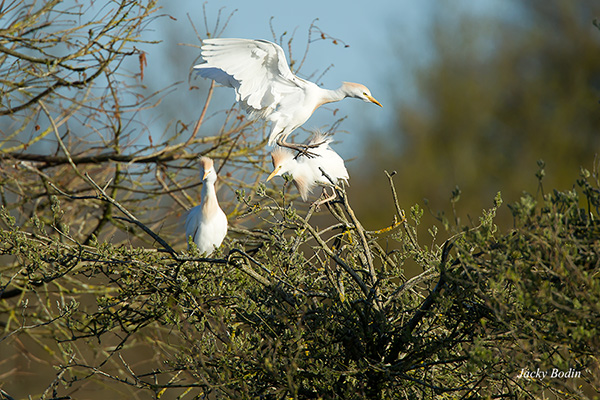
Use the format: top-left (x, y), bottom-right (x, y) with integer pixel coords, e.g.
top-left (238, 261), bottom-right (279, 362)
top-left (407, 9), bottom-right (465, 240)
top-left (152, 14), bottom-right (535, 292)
top-left (351, 1), bottom-right (600, 231)
top-left (1, 1), bottom-right (599, 399)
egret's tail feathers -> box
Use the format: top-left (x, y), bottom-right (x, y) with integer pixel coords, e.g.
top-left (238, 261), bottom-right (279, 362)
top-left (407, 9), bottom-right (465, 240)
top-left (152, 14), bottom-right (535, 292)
top-left (308, 130), bottom-right (333, 147)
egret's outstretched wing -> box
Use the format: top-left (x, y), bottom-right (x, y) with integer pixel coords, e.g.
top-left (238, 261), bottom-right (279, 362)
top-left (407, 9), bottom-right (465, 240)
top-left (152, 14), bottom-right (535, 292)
top-left (194, 38), bottom-right (302, 116)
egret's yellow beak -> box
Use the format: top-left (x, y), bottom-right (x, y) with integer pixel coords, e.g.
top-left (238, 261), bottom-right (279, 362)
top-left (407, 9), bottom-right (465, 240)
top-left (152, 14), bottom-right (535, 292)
top-left (203, 169), bottom-right (211, 180)
top-left (267, 166), bottom-right (281, 182)
top-left (367, 95), bottom-right (382, 107)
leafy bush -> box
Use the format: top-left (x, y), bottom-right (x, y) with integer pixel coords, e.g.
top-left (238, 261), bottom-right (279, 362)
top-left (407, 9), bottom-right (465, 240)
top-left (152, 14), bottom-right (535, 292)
top-left (2, 162), bottom-right (599, 399)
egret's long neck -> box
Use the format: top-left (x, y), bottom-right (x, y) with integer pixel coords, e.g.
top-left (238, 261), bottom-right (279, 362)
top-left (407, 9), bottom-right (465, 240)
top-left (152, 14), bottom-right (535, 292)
top-left (311, 86), bottom-right (348, 114)
top-left (201, 178), bottom-right (219, 214)
top-left (326, 86), bottom-right (349, 103)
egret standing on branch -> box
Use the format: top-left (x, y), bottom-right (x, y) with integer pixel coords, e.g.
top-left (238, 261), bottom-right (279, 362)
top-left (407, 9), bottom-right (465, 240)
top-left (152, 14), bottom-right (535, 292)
top-left (193, 38), bottom-right (382, 154)
top-left (267, 132), bottom-right (349, 205)
top-left (185, 157), bottom-right (228, 255)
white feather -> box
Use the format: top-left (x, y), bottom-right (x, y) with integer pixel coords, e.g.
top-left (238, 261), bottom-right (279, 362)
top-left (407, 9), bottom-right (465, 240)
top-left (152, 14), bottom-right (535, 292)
top-left (184, 157), bottom-right (227, 255)
top-left (268, 133), bottom-right (349, 202)
top-left (194, 38), bottom-right (381, 147)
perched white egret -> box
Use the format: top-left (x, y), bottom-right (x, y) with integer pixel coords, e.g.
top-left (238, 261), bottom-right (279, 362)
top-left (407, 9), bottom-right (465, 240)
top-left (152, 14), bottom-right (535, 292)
top-left (185, 157), bottom-right (228, 255)
top-left (194, 38), bottom-right (382, 153)
top-left (267, 133), bottom-right (349, 203)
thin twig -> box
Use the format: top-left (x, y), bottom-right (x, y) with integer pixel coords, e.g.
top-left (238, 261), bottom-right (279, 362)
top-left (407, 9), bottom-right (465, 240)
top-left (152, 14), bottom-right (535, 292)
top-left (301, 219), bottom-right (373, 304)
top-left (339, 185), bottom-right (377, 284)
top-left (384, 240), bottom-right (454, 363)
top-left (385, 170), bottom-right (419, 249)
top-left (184, 81), bottom-right (214, 148)
top-left (155, 167), bottom-right (189, 210)
top-left (39, 100), bottom-right (85, 181)
top-left (50, 175), bottom-right (178, 257)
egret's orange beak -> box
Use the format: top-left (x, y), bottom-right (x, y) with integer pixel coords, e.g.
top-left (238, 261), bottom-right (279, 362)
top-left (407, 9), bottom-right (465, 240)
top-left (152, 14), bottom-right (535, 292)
top-left (367, 95), bottom-right (382, 107)
top-left (266, 166), bottom-right (281, 182)
top-left (203, 170), bottom-right (211, 180)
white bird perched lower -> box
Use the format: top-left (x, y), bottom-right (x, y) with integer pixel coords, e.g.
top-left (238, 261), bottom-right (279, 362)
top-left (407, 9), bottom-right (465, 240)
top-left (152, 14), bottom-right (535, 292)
top-left (185, 157), bottom-right (228, 255)
top-left (193, 38), bottom-right (382, 154)
top-left (267, 132), bottom-right (349, 204)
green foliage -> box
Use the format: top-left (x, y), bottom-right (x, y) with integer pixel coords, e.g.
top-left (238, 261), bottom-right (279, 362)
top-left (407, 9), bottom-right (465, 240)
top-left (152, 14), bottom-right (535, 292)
top-left (353, 2), bottom-right (600, 230)
top-left (443, 164), bottom-right (600, 398)
top-left (2, 163), bottom-right (599, 399)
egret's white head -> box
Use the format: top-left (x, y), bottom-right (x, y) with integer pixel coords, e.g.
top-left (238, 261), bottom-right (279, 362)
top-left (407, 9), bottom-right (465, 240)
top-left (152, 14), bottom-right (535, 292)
top-left (199, 156), bottom-right (217, 183)
top-left (267, 147), bottom-right (314, 201)
top-left (342, 82), bottom-right (382, 107)
top-left (267, 148), bottom-right (295, 181)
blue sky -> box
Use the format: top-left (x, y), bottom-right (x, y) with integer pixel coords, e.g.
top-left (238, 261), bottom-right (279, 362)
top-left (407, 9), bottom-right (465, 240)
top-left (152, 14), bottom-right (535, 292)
top-left (141, 0), bottom-right (519, 159)
top-left (148, 1), bottom-right (432, 140)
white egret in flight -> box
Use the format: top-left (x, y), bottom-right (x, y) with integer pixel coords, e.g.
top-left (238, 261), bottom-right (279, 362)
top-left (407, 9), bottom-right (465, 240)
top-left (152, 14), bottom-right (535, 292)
top-left (185, 157), bottom-right (228, 255)
top-left (267, 133), bottom-right (349, 204)
top-left (194, 38), bottom-right (382, 153)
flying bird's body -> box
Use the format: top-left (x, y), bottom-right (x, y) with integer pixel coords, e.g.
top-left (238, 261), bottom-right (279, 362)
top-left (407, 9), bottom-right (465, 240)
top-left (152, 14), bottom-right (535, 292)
top-left (194, 38), bottom-right (381, 152)
top-left (185, 157), bottom-right (227, 255)
top-left (267, 133), bottom-right (349, 202)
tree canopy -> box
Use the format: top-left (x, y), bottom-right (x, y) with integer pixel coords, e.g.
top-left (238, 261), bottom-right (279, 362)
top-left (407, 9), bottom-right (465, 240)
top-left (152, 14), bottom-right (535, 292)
top-left (352, 1), bottom-right (600, 231)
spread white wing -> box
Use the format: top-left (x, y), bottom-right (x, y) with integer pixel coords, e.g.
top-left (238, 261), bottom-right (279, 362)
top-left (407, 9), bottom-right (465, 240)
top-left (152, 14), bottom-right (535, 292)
top-left (194, 38), bottom-right (305, 120)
